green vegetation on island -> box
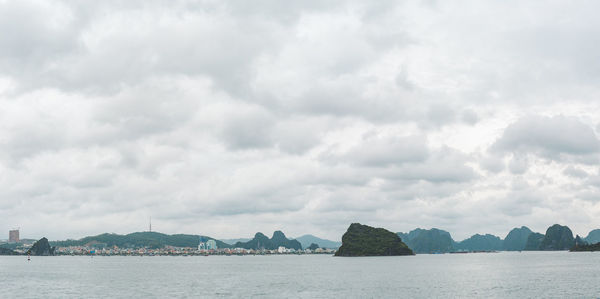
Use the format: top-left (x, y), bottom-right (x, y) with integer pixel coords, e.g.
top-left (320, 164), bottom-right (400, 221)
top-left (397, 228), bottom-right (455, 253)
top-left (308, 243), bottom-right (320, 250)
top-left (0, 247), bottom-right (18, 255)
top-left (538, 224), bottom-right (574, 250)
top-left (584, 229), bottom-right (600, 244)
top-left (51, 232), bottom-right (230, 249)
top-left (524, 232), bottom-right (545, 250)
top-left (0, 237), bottom-right (55, 256)
top-left (503, 226), bottom-right (533, 251)
top-left (570, 241), bottom-right (600, 252)
top-left (6, 224), bottom-right (600, 255)
top-left (28, 237), bottom-right (55, 256)
top-left (233, 231), bottom-right (302, 250)
top-left (456, 234), bottom-right (503, 252)
top-left (335, 223), bottom-right (414, 256)
top-left (395, 225), bottom-right (588, 253)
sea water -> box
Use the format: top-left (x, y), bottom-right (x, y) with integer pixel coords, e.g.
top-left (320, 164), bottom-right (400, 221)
top-left (1, 251), bottom-right (599, 298)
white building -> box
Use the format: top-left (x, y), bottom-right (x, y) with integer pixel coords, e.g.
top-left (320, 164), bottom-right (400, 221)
top-left (277, 246), bottom-right (286, 254)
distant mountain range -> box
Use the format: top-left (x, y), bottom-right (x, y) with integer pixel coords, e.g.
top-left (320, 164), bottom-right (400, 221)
top-left (219, 234), bottom-right (340, 249)
top-left (21, 231), bottom-right (341, 251)
top-left (50, 232), bottom-right (230, 249)
top-left (220, 238), bottom-right (251, 245)
top-left (294, 235), bottom-right (341, 249)
top-left (584, 229), bottom-right (600, 244)
top-left (397, 224), bottom-right (598, 253)
top-left (7, 225), bottom-right (598, 253)
top-left (398, 228), bottom-right (454, 253)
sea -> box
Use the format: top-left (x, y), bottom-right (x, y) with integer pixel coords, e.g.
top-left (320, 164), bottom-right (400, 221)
top-left (1, 251), bottom-right (599, 298)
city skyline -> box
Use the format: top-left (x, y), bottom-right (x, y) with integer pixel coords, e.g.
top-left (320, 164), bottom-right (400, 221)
top-left (2, 1), bottom-right (600, 241)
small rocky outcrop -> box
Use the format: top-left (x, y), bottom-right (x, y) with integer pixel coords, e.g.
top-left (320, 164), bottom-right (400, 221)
top-left (27, 237), bottom-right (55, 256)
top-left (335, 223), bottom-right (414, 256)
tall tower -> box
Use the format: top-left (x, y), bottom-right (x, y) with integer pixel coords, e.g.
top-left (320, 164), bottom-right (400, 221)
top-left (9, 228), bottom-right (19, 243)
top-left (149, 216), bottom-right (152, 232)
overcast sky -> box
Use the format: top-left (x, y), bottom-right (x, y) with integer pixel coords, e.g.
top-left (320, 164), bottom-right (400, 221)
top-left (2, 0), bottom-right (600, 241)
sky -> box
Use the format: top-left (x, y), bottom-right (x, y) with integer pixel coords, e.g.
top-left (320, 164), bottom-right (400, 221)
top-left (2, 0), bottom-right (600, 241)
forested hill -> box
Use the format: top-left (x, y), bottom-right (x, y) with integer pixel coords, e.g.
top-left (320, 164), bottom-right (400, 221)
top-left (50, 232), bottom-right (230, 249)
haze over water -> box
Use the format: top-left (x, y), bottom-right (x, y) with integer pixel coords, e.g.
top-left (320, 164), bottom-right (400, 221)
top-left (2, 252), bottom-right (599, 298)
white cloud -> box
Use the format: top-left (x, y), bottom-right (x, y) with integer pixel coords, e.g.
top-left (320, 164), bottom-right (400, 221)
top-left (2, 0), bottom-right (600, 241)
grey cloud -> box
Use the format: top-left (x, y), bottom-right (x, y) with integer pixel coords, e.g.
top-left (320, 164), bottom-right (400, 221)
top-left (461, 109), bottom-right (479, 125)
top-left (504, 179), bottom-right (544, 216)
top-left (271, 118), bottom-right (323, 154)
top-left (384, 147), bottom-right (477, 183)
top-left (492, 115), bottom-right (600, 162)
top-left (0, 1), bottom-right (80, 74)
top-left (218, 106), bottom-right (274, 150)
top-left (479, 155), bottom-right (504, 173)
top-left (508, 154), bottom-right (529, 175)
top-left (341, 135), bottom-right (429, 167)
top-left (424, 105), bottom-right (457, 128)
top-left (563, 166), bottom-right (589, 178)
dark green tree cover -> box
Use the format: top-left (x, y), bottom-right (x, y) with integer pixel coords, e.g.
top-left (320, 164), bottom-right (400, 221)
top-left (335, 223), bottom-right (414, 256)
top-left (233, 231), bottom-right (302, 250)
top-left (570, 241), bottom-right (600, 252)
top-left (524, 233), bottom-right (545, 250)
top-left (538, 224), bottom-right (574, 250)
top-left (574, 235), bottom-right (587, 246)
top-left (308, 243), bottom-right (320, 250)
top-left (455, 234), bottom-right (503, 251)
top-left (398, 228), bottom-right (455, 253)
top-left (503, 226), bottom-right (533, 251)
top-left (584, 229), bottom-right (600, 244)
top-left (0, 247), bottom-right (18, 255)
top-left (0, 242), bottom-right (19, 250)
top-left (51, 232), bottom-right (229, 249)
top-left (28, 238), bottom-right (55, 256)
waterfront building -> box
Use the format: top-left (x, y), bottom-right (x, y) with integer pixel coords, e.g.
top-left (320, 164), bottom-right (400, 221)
top-left (206, 239), bottom-right (217, 250)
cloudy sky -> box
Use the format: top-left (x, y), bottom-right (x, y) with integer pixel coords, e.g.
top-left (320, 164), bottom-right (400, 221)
top-left (2, 0), bottom-right (600, 241)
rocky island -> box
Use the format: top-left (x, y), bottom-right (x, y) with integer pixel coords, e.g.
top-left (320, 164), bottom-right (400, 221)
top-left (335, 223), bottom-right (414, 256)
top-left (233, 231), bottom-right (302, 250)
top-left (28, 237), bottom-right (55, 256)
top-left (538, 224), bottom-right (574, 250)
top-left (397, 228), bottom-right (455, 254)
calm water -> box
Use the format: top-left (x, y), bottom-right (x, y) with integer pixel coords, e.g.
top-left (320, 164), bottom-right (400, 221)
top-left (1, 251), bottom-right (599, 298)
